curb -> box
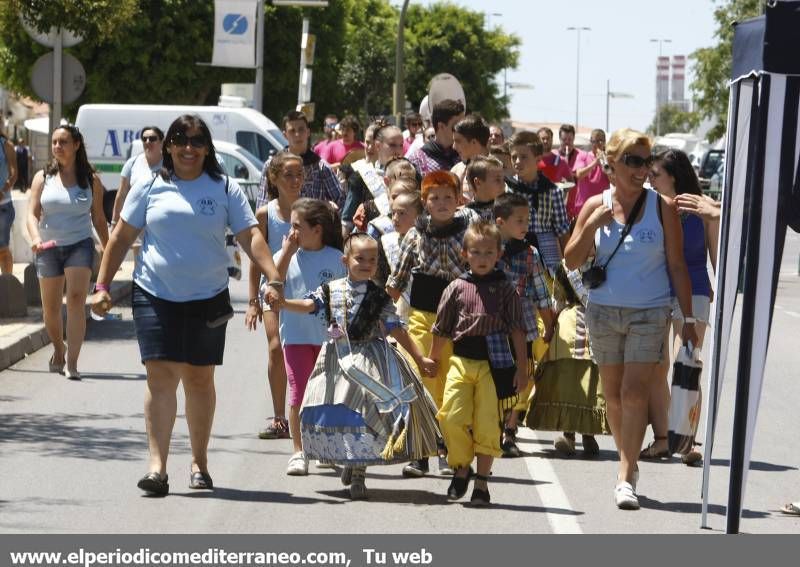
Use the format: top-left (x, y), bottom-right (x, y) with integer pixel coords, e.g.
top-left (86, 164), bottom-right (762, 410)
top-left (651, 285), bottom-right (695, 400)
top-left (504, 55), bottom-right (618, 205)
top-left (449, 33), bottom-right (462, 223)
top-left (0, 280), bottom-right (132, 373)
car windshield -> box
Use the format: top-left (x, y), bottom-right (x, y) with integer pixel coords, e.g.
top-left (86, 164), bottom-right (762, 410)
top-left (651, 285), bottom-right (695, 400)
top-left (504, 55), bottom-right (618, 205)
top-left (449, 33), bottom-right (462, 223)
top-left (235, 146), bottom-right (264, 171)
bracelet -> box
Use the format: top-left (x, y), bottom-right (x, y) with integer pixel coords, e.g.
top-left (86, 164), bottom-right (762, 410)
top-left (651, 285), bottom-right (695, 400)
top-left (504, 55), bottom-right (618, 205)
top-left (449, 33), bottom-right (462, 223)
top-left (267, 281), bottom-right (285, 288)
top-left (94, 283), bottom-right (110, 293)
top-left (684, 316), bottom-right (697, 324)
top-left (248, 298), bottom-right (260, 306)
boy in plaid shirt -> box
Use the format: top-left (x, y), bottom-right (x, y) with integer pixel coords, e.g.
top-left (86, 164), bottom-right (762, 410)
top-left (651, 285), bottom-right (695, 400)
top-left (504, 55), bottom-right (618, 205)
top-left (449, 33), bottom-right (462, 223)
top-left (493, 193), bottom-right (555, 457)
top-left (430, 221), bottom-right (528, 506)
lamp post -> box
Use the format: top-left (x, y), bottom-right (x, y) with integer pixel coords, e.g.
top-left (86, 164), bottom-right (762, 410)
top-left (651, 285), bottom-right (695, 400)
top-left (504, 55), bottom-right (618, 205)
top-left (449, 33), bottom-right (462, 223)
top-left (393, 0), bottom-right (411, 125)
top-left (605, 79), bottom-right (633, 133)
top-left (650, 37), bottom-right (672, 136)
top-left (566, 26), bottom-right (591, 128)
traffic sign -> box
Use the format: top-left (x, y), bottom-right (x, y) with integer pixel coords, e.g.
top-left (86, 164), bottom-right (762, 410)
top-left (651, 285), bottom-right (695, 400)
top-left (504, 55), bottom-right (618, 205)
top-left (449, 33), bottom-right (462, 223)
top-left (31, 52), bottom-right (86, 104)
top-left (19, 16), bottom-right (83, 48)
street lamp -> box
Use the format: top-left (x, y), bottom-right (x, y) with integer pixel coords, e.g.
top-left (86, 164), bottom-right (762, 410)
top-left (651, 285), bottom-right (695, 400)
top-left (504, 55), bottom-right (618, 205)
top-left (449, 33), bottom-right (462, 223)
top-left (605, 79), bottom-right (633, 133)
top-left (393, 0), bottom-right (411, 125)
top-left (650, 38), bottom-right (672, 136)
top-left (566, 26), bottom-right (591, 128)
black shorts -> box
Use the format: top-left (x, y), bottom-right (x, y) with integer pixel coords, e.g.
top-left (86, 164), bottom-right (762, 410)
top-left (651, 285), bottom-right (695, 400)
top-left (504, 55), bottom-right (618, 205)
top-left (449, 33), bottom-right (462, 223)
top-left (132, 283), bottom-right (228, 366)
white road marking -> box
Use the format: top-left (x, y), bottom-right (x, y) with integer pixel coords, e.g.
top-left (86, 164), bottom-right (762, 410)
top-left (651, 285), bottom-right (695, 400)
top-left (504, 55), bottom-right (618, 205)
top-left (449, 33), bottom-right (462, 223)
top-left (784, 310), bottom-right (800, 318)
top-left (519, 430), bottom-right (583, 534)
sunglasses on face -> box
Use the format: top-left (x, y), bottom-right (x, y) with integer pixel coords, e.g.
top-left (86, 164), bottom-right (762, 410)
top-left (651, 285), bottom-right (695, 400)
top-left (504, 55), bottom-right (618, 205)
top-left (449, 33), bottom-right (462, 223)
top-left (171, 133), bottom-right (207, 149)
top-left (142, 135), bottom-right (160, 143)
top-left (621, 153), bottom-right (654, 169)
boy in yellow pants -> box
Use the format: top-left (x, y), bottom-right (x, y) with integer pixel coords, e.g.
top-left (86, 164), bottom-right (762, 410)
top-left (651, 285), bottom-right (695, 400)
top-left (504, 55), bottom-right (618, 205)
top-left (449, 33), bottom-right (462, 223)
top-left (429, 221), bottom-right (528, 505)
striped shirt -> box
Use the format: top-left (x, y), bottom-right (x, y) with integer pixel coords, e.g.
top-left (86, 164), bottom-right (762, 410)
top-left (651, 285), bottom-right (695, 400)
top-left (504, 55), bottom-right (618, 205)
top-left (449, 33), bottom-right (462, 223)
top-left (256, 148), bottom-right (343, 209)
top-left (432, 271), bottom-right (525, 343)
top-left (386, 208), bottom-right (480, 293)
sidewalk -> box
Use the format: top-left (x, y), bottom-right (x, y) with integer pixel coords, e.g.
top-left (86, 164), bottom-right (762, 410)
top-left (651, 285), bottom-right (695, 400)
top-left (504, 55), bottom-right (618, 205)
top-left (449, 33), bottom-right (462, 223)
top-left (0, 261), bottom-right (135, 371)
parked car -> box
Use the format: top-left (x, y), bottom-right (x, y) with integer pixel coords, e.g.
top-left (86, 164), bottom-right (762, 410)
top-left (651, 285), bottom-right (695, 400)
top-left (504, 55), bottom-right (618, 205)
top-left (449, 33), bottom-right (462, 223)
top-left (698, 149), bottom-right (724, 190)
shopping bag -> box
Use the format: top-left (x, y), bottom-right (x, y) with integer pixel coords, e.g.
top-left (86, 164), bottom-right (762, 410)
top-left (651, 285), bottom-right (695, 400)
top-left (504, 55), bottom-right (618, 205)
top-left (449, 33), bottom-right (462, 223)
top-left (225, 230), bottom-right (242, 280)
top-left (668, 343), bottom-right (702, 455)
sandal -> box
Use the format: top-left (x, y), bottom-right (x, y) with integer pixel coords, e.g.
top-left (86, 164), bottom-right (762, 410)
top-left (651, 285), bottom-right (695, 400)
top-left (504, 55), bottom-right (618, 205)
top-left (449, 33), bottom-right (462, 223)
top-left (446, 468), bottom-right (472, 500)
top-left (49, 354), bottom-right (65, 374)
top-left (189, 470), bottom-right (213, 490)
top-left (639, 436), bottom-right (671, 460)
top-left (780, 502), bottom-right (800, 516)
top-left (137, 472), bottom-right (169, 496)
top-left (469, 474), bottom-right (491, 507)
top-left (258, 416), bottom-right (290, 439)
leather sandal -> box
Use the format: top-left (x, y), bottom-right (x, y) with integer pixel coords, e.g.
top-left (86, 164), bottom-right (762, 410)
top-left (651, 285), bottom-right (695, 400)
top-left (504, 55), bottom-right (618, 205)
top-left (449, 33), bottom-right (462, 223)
top-left (447, 468), bottom-right (472, 500)
top-left (469, 474), bottom-right (491, 507)
top-left (137, 472), bottom-right (169, 496)
top-left (189, 470), bottom-right (214, 490)
top-left (639, 436), bottom-right (671, 460)
top-left (501, 428), bottom-right (522, 458)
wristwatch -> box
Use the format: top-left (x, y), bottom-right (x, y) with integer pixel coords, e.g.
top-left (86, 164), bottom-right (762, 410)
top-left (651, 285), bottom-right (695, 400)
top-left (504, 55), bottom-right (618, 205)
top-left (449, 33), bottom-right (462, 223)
top-left (684, 316), bottom-right (697, 324)
top-left (248, 298), bottom-right (260, 306)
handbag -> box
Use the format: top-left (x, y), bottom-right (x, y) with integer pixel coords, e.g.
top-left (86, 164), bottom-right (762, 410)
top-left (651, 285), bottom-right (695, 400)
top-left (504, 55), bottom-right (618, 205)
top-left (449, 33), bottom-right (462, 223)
top-left (667, 343), bottom-right (703, 455)
top-left (225, 230), bottom-right (242, 280)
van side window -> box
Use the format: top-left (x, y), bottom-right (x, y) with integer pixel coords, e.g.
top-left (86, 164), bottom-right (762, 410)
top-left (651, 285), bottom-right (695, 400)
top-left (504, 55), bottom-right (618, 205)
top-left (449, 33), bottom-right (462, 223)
top-left (218, 153), bottom-right (250, 180)
top-left (236, 131), bottom-right (280, 162)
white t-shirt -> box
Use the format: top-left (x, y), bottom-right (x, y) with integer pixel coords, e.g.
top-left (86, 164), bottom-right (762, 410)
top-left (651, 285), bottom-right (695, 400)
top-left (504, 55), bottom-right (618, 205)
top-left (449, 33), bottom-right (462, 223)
top-left (122, 172), bottom-right (257, 302)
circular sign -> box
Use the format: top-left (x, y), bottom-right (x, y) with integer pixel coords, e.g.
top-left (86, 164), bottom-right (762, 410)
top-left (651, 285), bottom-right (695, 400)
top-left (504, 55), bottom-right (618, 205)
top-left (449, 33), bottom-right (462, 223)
top-left (427, 73), bottom-right (466, 114)
top-left (31, 52), bottom-right (87, 104)
top-left (19, 15), bottom-right (83, 48)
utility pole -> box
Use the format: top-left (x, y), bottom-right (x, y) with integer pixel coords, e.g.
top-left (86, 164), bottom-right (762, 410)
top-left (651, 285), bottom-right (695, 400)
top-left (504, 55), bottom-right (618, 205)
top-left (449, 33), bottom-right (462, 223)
top-left (393, 0), bottom-right (411, 125)
top-left (566, 26), bottom-right (591, 128)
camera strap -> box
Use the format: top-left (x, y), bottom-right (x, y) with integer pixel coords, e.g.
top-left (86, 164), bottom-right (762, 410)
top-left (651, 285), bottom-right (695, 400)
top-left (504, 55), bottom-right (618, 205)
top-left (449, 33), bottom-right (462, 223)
top-left (598, 189), bottom-right (648, 270)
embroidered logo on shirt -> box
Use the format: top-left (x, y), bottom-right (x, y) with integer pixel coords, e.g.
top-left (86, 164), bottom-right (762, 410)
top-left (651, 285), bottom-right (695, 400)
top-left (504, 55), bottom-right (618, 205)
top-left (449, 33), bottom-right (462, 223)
top-left (636, 228), bottom-right (657, 243)
top-left (75, 190), bottom-right (89, 202)
top-left (197, 198), bottom-right (217, 216)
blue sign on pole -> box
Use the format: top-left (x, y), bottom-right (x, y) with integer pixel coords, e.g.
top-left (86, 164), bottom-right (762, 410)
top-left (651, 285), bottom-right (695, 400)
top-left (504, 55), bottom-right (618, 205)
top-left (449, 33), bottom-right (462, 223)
top-left (223, 14), bottom-right (248, 35)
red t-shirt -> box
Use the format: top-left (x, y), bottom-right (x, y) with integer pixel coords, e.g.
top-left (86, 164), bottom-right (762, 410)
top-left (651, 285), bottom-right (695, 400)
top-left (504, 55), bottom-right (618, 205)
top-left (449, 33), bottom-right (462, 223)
top-left (538, 151), bottom-right (573, 183)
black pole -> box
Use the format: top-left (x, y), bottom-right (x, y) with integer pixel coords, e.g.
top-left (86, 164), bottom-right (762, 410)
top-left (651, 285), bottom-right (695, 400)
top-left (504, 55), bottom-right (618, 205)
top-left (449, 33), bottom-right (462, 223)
top-left (726, 75), bottom-right (770, 534)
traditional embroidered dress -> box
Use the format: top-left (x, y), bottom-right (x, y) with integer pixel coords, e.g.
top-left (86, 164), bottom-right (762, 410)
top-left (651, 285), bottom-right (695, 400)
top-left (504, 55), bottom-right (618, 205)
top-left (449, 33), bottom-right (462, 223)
top-left (299, 278), bottom-right (441, 466)
top-left (526, 263), bottom-right (610, 435)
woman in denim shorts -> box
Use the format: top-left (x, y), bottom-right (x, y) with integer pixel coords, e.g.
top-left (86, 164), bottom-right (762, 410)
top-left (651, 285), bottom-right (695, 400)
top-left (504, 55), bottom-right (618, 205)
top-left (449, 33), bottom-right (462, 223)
top-left (0, 127), bottom-right (19, 274)
top-left (565, 128), bottom-right (698, 510)
top-left (90, 115), bottom-right (283, 497)
top-left (26, 125), bottom-right (109, 380)
top-left (641, 149), bottom-right (719, 466)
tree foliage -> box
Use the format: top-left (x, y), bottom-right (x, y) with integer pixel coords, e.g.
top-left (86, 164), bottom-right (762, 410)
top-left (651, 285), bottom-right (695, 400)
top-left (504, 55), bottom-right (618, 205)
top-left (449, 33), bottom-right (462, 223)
top-left (690, 0), bottom-right (762, 141)
top-left (647, 104), bottom-right (697, 136)
top-left (0, 0), bottom-right (520, 127)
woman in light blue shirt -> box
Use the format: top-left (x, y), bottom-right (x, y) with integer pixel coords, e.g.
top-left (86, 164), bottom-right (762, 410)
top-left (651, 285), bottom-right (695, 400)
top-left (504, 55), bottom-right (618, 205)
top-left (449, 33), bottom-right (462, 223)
top-left (92, 115), bottom-right (282, 497)
top-left (565, 128), bottom-right (697, 511)
top-left (26, 125), bottom-right (109, 380)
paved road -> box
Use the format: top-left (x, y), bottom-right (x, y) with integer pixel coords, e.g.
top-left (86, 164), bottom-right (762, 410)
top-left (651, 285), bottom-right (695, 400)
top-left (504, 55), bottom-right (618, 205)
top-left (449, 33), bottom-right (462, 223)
top-left (2, 238), bottom-right (800, 534)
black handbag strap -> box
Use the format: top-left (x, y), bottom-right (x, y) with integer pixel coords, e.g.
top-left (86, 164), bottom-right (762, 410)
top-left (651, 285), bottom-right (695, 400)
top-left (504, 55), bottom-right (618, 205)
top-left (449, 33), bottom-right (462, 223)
top-left (599, 189), bottom-right (648, 270)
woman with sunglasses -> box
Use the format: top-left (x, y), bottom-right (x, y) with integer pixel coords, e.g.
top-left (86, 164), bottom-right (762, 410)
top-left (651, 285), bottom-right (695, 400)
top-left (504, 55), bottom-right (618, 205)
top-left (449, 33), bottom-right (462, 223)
top-left (91, 115), bottom-right (282, 496)
top-left (26, 124), bottom-right (109, 380)
top-left (565, 128), bottom-right (697, 510)
top-left (111, 126), bottom-right (164, 225)
top-left (641, 149), bottom-right (718, 466)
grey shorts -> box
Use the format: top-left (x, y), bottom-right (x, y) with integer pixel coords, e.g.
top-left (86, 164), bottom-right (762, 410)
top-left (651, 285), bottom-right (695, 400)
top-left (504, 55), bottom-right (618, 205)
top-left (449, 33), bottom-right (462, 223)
top-left (585, 303), bottom-right (671, 365)
top-left (35, 237), bottom-right (95, 277)
top-left (0, 202), bottom-right (14, 248)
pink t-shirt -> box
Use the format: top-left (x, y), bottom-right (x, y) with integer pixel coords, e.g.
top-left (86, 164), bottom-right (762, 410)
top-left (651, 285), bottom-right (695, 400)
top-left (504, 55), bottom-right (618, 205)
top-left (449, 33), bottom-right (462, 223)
top-left (322, 140), bottom-right (365, 164)
top-left (571, 150), bottom-right (610, 219)
top-left (313, 139), bottom-right (330, 158)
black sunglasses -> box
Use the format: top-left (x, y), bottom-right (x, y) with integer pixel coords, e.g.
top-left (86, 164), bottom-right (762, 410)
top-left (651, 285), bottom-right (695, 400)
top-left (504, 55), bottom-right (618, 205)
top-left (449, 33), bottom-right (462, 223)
top-left (142, 135), bottom-right (160, 143)
top-left (171, 133), bottom-right (207, 149)
top-left (621, 153), bottom-right (654, 169)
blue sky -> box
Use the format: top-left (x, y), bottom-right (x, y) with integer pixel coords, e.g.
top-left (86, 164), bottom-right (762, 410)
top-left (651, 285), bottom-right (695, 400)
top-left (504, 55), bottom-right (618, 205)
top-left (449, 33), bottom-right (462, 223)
top-left (417, 0), bottom-right (719, 132)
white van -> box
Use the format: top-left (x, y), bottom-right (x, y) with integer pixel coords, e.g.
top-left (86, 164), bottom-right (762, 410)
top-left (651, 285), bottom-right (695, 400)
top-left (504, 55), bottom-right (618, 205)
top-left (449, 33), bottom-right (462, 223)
top-left (74, 104), bottom-right (287, 189)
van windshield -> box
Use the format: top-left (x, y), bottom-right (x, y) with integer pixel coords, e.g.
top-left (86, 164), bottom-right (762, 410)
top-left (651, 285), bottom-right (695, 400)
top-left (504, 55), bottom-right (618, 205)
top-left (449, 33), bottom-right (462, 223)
top-left (237, 130), bottom-right (287, 161)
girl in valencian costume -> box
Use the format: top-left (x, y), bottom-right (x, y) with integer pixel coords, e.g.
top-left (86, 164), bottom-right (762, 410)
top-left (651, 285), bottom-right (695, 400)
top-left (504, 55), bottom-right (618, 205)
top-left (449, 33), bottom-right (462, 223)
top-left (280, 233), bottom-right (440, 499)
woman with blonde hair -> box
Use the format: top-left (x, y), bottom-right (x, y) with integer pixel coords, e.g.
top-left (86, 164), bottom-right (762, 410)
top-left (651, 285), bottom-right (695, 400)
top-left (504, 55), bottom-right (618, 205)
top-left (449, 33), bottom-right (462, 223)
top-left (565, 128), bottom-right (697, 510)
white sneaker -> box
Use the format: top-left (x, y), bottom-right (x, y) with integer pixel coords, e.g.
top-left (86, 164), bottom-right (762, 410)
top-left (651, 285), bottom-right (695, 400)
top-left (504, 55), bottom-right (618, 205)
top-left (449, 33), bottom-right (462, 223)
top-left (437, 455), bottom-right (454, 476)
top-left (614, 481), bottom-right (640, 510)
top-left (286, 452), bottom-right (309, 476)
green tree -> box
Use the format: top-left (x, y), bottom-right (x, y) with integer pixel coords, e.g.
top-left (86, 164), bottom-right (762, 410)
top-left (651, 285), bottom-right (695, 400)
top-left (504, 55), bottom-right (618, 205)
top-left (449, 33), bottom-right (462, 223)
top-left (690, 0), bottom-right (762, 141)
top-left (404, 2), bottom-right (520, 122)
top-left (647, 104), bottom-right (696, 136)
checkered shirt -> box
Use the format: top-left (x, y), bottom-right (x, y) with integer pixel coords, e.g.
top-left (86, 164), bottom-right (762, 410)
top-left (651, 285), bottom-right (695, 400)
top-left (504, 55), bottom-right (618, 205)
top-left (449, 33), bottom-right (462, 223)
top-left (486, 333), bottom-right (515, 368)
top-left (498, 245), bottom-right (553, 340)
top-left (510, 175), bottom-right (570, 237)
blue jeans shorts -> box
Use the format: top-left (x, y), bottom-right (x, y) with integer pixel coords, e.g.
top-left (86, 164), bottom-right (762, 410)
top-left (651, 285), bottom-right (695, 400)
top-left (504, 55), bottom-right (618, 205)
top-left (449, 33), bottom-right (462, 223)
top-left (35, 237), bottom-right (95, 277)
top-left (0, 202), bottom-right (14, 248)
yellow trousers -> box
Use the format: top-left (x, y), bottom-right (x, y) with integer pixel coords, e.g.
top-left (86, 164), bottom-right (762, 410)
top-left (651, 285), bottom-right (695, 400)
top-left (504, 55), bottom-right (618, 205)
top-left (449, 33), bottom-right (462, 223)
top-left (408, 308), bottom-right (451, 409)
top-left (437, 356), bottom-right (502, 467)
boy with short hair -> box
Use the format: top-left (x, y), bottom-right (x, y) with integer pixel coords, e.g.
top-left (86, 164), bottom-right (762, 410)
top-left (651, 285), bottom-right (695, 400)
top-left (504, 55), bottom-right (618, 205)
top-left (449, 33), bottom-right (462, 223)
top-left (451, 114), bottom-right (491, 202)
top-left (431, 221), bottom-right (528, 505)
top-left (407, 99), bottom-right (465, 176)
top-left (386, 170), bottom-right (479, 477)
top-left (493, 193), bottom-right (556, 457)
top-left (464, 156), bottom-right (506, 222)
top-left (507, 131), bottom-right (570, 272)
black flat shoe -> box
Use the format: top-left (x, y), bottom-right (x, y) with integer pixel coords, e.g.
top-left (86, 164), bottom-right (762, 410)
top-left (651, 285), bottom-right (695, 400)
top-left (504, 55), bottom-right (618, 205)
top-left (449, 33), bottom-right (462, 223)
top-left (469, 474), bottom-right (491, 507)
top-left (137, 472), bottom-right (169, 496)
top-left (447, 470), bottom-right (471, 500)
top-left (189, 471), bottom-right (213, 489)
